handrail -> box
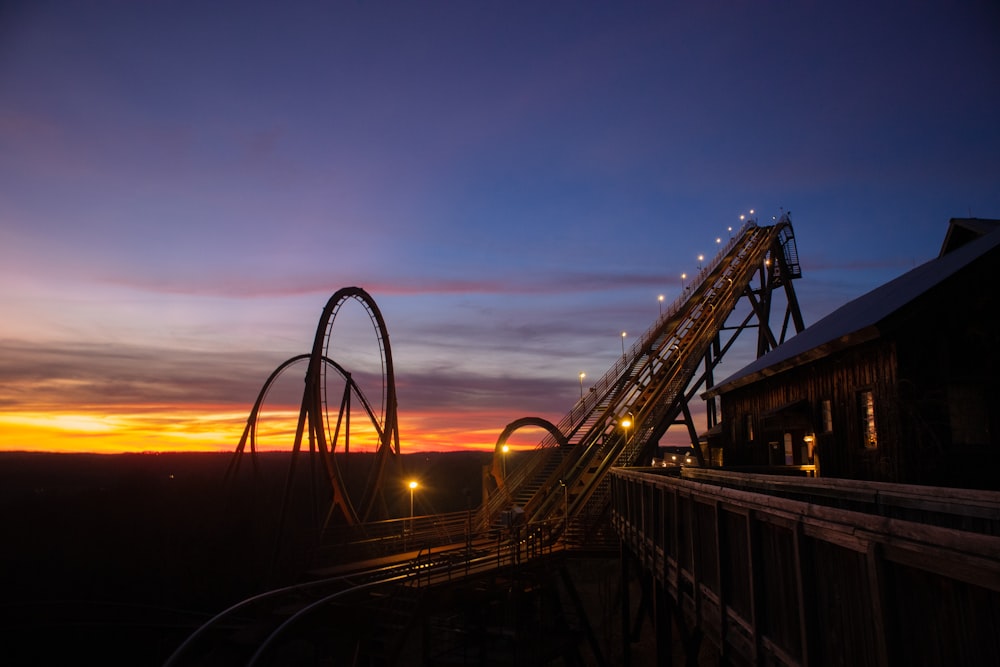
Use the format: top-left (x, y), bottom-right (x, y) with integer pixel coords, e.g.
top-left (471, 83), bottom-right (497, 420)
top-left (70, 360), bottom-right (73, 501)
top-left (520, 222), bottom-right (784, 532)
top-left (610, 466), bottom-right (1000, 663)
top-left (484, 220), bottom-right (785, 537)
top-left (168, 514), bottom-right (569, 666)
top-left (163, 556), bottom-right (425, 666)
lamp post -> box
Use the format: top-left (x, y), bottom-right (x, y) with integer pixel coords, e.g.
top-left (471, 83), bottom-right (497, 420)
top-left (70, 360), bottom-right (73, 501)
top-left (621, 414), bottom-right (632, 444)
top-left (681, 273), bottom-right (687, 291)
top-left (407, 480), bottom-right (418, 549)
top-left (501, 444), bottom-right (509, 482)
top-left (578, 371), bottom-right (586, 398)
top-left (697, 254), bottom-right (704, 270)
top-left (558, 479), bottom-right (568, 537)
top-left (620, 331), bottom-right (627, 359)
top-left (464, 487), bottom-right (472, 564)
top-left (658, 294), bottom-right (664, 315)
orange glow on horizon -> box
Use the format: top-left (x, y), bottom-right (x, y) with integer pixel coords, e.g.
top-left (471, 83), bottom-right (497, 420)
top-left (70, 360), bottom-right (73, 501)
top-left (0, 404), bottom-right (524, 455)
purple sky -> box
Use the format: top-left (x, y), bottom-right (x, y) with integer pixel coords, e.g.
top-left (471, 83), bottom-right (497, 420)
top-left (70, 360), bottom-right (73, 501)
top-left (1, 1), bottom-right (999, 452)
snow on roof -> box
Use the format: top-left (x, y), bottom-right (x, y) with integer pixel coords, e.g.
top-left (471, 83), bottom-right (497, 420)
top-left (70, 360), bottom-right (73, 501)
top-left (705, 223), bottom-right (1000, 397)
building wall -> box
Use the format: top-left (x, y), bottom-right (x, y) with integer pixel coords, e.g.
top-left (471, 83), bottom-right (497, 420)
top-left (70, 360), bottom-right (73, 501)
top-left (893, 274), bottom-right (1000, 487)
top-left (717, 339), bottom-right (902, 482)
top-left (712, 236), bottom-right (1000, 489)
top-left (717, 326), bottom-right (999, 488)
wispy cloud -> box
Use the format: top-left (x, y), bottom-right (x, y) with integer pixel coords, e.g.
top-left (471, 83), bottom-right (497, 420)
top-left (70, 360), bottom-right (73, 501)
top-left (80, 268), bottom-right (686, 300)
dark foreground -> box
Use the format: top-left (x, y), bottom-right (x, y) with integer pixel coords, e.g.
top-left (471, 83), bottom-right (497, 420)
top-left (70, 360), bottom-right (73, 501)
top-left (0, 450), bottom-right (493, 666)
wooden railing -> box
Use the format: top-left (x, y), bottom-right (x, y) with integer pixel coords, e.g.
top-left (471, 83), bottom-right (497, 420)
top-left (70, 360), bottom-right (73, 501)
top-left (610, 467), bottom-right (1000, 666)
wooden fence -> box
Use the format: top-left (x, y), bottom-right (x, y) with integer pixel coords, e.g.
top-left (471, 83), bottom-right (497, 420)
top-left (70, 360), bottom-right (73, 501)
top-left (610, 467), bottom-right (1000, 666)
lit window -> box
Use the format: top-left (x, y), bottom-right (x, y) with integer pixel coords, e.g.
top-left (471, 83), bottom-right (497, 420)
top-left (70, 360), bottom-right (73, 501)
top-left (859, 390), bottom-right (877, 448)
top-left (822, 400), bottom-right (833, 433)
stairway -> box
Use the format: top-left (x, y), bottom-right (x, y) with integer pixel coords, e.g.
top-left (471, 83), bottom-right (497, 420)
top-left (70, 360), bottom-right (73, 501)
top-left (497, 220), bottom-right (800, 531)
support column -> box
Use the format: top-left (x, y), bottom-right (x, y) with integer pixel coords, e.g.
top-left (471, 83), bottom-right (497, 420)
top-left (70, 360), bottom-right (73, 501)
top-left (621, 543), bottom-right (632, 667)
top-left (654, 577), bottom-right (673, 666)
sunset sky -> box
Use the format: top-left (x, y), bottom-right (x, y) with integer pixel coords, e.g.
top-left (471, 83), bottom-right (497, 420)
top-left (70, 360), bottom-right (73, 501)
top-left (2, 1), bottom-right (998, 454)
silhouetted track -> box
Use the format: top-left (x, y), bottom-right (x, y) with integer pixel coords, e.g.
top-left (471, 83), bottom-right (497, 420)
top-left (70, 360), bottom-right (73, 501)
top-left (481, 216), bottom-right (804, 538)
top-left (169, 215), bottom-right (805, 665)
top-left (165, 531), bottom-right (562, 666)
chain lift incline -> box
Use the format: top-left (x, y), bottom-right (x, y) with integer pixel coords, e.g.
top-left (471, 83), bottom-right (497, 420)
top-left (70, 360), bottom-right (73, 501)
top-left (171, 215), bottom-right (805, 667)
top-left (227, 217), bottom-right (804, 545)
top-left (482, 213), bottom-right (804, 536)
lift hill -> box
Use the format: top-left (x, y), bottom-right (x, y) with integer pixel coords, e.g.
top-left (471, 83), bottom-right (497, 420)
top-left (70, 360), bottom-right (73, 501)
top-left (167, 214), bottom-right (809, 665)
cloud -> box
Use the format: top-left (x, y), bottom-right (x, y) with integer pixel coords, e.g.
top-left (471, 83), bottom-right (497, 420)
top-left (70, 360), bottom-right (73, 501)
top-left (79, 267), bottom-right (685, 300)
top-left (0, 333), bottom-right (577, 418)
top-left (0, 339), bottom-right (284, 411)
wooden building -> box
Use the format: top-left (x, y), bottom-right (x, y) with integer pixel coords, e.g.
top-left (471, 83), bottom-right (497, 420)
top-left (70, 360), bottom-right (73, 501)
top-left (703, 218), bottom-right (1000, 489)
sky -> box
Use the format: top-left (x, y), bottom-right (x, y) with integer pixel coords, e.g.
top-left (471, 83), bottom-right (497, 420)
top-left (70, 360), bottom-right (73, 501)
top-left (1, 1), bottom-right (998, 455)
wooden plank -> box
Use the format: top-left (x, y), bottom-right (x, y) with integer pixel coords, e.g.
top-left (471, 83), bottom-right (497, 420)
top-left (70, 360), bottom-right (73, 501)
top-left (723, 607), bottom-right (755, 660)
top-left (760, 634), bottom-right (803, 667)
top-left (800, 519), bottom-right (872, 553)
top-left (865, 542), bottom-right (890, 667)
top-left (685, 492), bottom-right (700, 634)
top-left (793, 520), bottom-right (811, 667)
top-left (880, 540), bottom-right (1000, 593)
top-left (681, 467), bottom-right (1000, 522)
top-left (621, 544), bottom-right (632, 667)
top-left (747, 509), bottom-right (761, 665)
top-left (654, 579), bottom-right (673, 667)
top-left (611, 469), bottom-right (1000, 667)
top-left (712, 499), bottom-right (726, 662)
top-left (623, 469), bottom-right (1000, 562)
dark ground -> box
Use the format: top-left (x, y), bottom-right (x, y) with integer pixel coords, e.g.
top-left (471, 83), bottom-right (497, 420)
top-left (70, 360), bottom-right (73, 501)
top-left (0, 450), bottom-right (495, 666)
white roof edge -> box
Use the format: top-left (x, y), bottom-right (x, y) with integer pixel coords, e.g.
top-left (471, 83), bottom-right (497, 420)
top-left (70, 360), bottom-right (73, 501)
top-left (706, 223), bottom-right (1000, 397)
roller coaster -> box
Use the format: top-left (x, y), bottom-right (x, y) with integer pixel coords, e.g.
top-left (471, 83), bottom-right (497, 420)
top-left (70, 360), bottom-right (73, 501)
top-left (481, 213), bottom-right (804, 539)
top-left (167, 212), bottom-right (805, 665)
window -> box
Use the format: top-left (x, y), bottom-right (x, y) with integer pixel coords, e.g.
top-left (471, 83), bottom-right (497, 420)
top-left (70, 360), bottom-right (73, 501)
top-left (822, 400), bottom-right (833, 433)
top-left (859, 390), bottom-right (877, 448)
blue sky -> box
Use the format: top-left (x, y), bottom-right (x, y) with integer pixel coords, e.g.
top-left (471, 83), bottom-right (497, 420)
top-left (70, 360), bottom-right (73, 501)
top-left (1, 1), bottom-right (998, 452)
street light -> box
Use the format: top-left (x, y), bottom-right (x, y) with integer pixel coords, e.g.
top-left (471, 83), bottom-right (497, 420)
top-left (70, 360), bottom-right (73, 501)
top-left (409, 480), bottom-right (418, 520)
top-left (621, 415), bottom-right (632, 443)
top-left (621, 331), bottom-right (627, 359)
top-left (697, 254), bottom-right (704, 270)
top-left (658, 294), bottom-right (664, 315)
top-left (681, 273), bottom-right (687, 291)
top-left (558, 479), bottom-right (568, 536)
top-left (407, 480), bottom-right (418, 549)
top-left (578, 371), bottom-right (586, 398)
top-left (501, 444), bottom-right (509, 481)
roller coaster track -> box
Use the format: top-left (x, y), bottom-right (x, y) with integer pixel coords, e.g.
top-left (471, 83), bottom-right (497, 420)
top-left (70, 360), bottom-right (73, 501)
top-left (168, 216), bottom-right (805, 665)
top-left (226, 286), bottom-right (401, 534)
top-left (165, 527), bottom-right (563, 666)
top-left (482, 215), bottom-right (804, 536)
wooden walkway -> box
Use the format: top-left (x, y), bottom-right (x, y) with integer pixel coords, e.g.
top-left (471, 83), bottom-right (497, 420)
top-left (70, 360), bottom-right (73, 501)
top-left (610, 467), bottom-right (1000, 666)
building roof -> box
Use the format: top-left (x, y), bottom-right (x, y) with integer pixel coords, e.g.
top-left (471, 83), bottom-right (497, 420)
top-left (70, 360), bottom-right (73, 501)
top-left (939, 217), bottom-right (1000, 256)
top-left (704, 220), bottom-right (1000, 398)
